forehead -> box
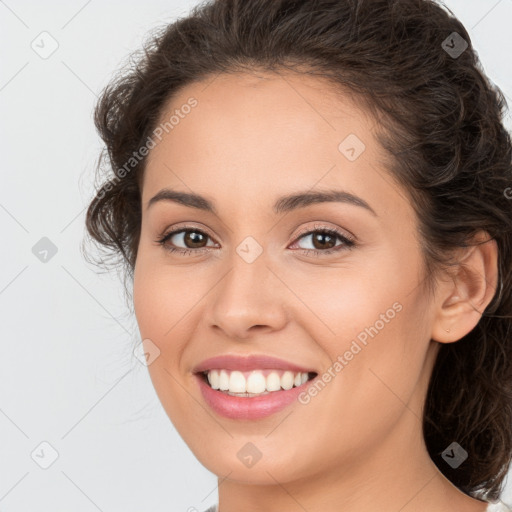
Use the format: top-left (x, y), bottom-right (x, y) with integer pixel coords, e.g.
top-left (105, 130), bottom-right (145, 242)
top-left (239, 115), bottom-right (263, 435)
top-left (145, 69), bottom-right (371, 173)
top-left (141, 70), bottom-right (414, 229)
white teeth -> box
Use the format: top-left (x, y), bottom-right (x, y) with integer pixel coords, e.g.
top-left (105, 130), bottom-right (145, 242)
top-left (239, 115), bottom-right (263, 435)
top-left (205, 369), bottom-right (312, 395)
top-left (281, 371), bottom-right (294, 390)
top-left (219, 370), bottom-right (229, 391)
top-left (229, 371), bottom-right (246, 392)
top-left (247, 372), bottom-right (266, 393)
top-left (266, 372), bottom-right (281, 392)
top-left (208, 369), bottom-right (220, 389)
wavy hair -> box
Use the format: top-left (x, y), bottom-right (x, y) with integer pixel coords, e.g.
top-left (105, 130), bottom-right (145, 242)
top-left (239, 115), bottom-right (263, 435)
top-left (83, 0), bottom-right (512, 502)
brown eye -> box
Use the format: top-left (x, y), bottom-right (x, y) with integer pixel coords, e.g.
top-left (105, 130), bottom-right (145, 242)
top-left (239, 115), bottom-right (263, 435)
top-left (180, 230), bottom-right (208, 248)
top-left (309, 232), bottom-right (337, 250)
top-left (291, 227), bottom-right (355, 255)
top-left (156, 227), bottom-right (217, 254)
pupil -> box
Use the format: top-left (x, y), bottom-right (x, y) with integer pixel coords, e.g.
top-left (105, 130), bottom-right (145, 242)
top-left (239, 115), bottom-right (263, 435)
top-left (313, 232), bottom-right (335, 250)
top-left (186, 231), bottom-right (205, 248)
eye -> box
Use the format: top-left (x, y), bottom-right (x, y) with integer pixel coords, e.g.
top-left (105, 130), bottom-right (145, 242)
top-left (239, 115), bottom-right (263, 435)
top-left (155, 225), bottom-right (217, 256)
top-left (289, 224), bottom-right (356, 256)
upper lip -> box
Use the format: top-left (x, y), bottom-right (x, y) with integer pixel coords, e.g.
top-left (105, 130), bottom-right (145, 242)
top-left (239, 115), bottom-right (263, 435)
top-left (193, 354), bottom-right (317, 374)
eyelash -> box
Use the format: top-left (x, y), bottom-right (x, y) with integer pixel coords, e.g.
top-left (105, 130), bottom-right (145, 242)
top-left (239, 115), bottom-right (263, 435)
top-left (155, 223), bottom-right (356, 257)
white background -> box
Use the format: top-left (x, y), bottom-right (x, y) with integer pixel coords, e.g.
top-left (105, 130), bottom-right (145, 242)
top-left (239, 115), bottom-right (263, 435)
top-left (1, 1), bottom-right (511, 511)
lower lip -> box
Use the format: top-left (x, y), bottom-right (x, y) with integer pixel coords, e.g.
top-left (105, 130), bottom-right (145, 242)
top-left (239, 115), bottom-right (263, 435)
top-left (195, 374), bottom-right (313, 420)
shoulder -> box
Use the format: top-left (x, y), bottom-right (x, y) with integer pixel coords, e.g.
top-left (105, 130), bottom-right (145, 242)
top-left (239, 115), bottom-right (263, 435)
top-left (202, 506), bottom-right (218, 512)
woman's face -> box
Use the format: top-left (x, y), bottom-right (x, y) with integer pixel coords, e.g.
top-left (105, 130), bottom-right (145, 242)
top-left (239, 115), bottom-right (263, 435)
top-left (133, 71), bottom-right (441, 485)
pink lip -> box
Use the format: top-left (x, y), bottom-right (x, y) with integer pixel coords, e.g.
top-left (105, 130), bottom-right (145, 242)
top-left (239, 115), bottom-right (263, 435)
top-left (195, 373), bottom-right (315, 420)
top-left (193, 354), bottom-right (315, 374)
top-left (192, 354), bottom-right (318, 420)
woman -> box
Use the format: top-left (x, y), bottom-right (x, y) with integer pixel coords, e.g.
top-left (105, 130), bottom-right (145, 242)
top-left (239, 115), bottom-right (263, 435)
top-left (84, 0), bottom-right (512, 510)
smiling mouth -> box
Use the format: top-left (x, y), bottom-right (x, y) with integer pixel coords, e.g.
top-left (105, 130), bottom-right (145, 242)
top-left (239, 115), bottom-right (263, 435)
top-left (199, 369), bottom-right (318, 397)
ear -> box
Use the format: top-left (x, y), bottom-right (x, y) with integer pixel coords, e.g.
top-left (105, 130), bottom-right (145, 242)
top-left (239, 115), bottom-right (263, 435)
top-left (431, 232), bottom-right (499, 344)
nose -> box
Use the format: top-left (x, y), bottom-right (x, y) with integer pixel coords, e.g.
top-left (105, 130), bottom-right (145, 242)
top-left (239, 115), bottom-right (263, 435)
top-left (207, 253), bottom-right (289, 340)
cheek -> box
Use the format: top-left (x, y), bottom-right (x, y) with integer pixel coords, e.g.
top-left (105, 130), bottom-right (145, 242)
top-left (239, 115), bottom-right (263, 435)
top-left (133, 255), bottom-right (193, 336)
top-left (295, 257), bottom-right (430, 417)
top-left (323, 288), bottom-right (431, 433)
top-left (132, 260), bottom-right (199, 418)
top-left (132, 257), bottom-right (210, 376)
top-left (281, 256), bottom-right (405, 345)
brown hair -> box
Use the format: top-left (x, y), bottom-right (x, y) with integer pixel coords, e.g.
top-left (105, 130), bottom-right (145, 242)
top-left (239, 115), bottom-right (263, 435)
top-left (83, 0), bottom-right (512, 501)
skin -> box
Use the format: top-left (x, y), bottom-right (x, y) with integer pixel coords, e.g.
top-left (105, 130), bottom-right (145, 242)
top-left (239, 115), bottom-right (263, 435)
top-left (132, 70), bottom-right (498, 512)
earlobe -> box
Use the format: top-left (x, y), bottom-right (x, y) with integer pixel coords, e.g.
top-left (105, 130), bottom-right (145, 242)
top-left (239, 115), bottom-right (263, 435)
top-left (431, 233), bottom-right (499, 344)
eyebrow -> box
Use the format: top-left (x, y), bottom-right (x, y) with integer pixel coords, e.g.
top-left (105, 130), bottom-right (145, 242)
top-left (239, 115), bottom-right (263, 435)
top-left (146, 188), bottom-right (377, 216)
